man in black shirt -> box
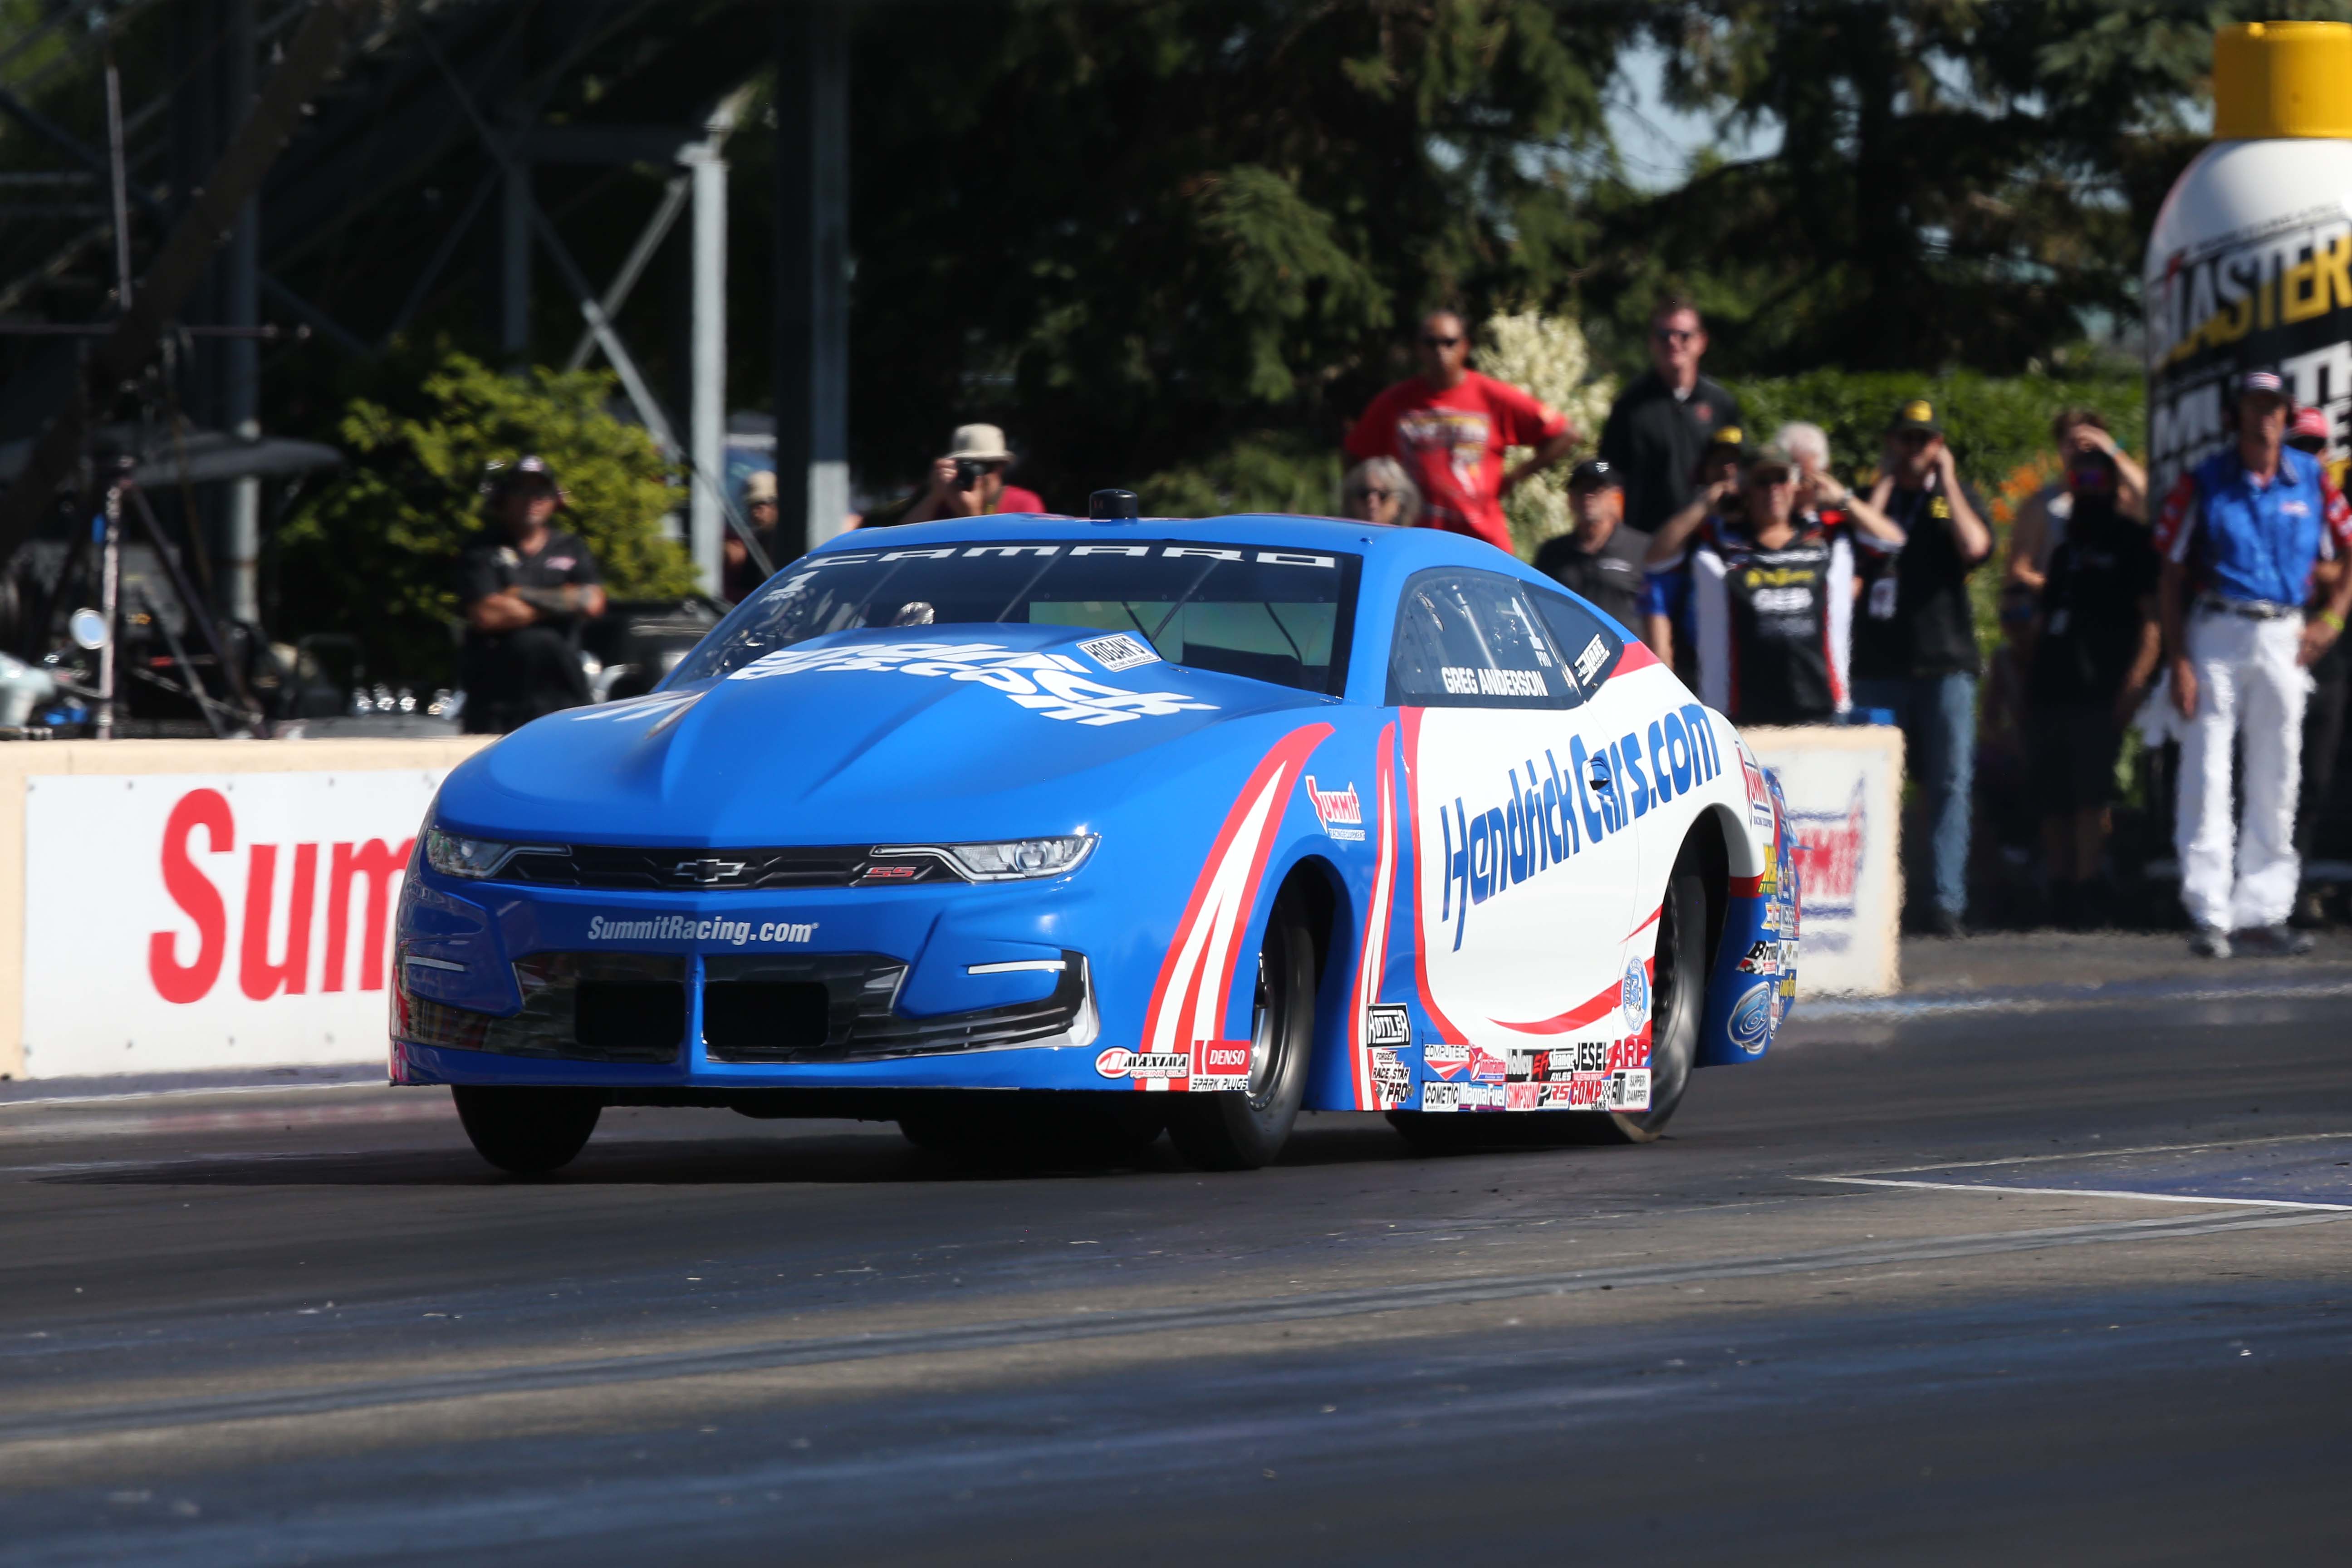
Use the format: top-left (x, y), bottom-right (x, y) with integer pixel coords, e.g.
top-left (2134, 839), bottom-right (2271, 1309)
top-left (1533, 460), bottom-right (1648, 632)
top-left (2025, 449), bottom-right (2159, 928)
top-left (1597, 295), bottom-right (1743, 539)
top-left (457, 456), bottom-right (607, 734)
top-left (1850, 399), bottom-right (1995, 936)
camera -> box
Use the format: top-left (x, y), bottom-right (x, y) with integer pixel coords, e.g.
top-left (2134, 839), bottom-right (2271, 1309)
top-left (954, 458), bottom-right (989, 489)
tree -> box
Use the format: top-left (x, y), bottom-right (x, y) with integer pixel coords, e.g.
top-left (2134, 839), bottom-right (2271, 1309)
top-left (274, 349), bottom-right (697, 685)
top-left (1581, 0), bottom-right (2352, 377)
top-left (841, 0), bottom-right (1631, 508)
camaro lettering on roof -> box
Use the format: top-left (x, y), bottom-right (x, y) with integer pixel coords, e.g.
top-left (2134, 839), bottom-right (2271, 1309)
top-left (585, 916), bottom-right (818, 946)
top-left (727, 641), bottom-right (1218, 727)
top-left (1439, 703), bottom-right (1722, 951)
top-left (798, 545), bottom-right (1336, 567)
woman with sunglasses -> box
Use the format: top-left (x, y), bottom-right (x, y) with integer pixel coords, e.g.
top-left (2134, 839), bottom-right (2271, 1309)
top-left (1338, 458), bottom-right (1421, 527)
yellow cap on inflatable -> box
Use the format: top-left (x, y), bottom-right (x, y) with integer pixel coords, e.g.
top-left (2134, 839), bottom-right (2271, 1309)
top-left (2215, 20), bottom-right (2352, 139)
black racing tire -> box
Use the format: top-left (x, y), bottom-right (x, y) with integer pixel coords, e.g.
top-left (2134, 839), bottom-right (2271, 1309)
top-left (1549, 833), bottom-right (1710, 1144)
top-left (1164, 889), bottom-right (1316, 1171)
top-left (451, 1085), bottom-right (603, 1175)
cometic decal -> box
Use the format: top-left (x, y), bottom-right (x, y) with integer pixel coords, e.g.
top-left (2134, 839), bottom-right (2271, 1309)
top-left (1137, 723), bottom-right (1334, 1091)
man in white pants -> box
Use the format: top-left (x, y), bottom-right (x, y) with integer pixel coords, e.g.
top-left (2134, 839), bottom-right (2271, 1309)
top-left (2155, 370), bottom-right (2352, 956)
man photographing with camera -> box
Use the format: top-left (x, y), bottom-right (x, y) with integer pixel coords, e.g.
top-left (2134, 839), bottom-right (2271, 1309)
top-left (885, 424), bottom-right (1047, 526)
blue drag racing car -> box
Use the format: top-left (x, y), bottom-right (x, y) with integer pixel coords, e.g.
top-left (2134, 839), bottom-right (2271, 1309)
top-left (394, 507), bottom-right (1799, 1172)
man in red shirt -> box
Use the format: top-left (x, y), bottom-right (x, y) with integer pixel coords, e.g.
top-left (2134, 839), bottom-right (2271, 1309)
top-left (1345, 310), bottom-right (1578, 552)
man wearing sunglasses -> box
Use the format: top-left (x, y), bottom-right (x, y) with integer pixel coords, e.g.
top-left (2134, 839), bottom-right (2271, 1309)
top-left (1343, 309), bottom-right (1578, 553)
top-left (1597, 295), bottom-right (1744, 538)
top-left (1850, 399), bottom-right (1995, 938)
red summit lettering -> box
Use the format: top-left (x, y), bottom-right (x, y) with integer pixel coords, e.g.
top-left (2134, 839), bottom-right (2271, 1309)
top-left (325, 838), bottom-right (413, 993)
top-left (149, 788), bottom-right (232, 1005)
top-left (240, 842), bottom-right (319, 1001)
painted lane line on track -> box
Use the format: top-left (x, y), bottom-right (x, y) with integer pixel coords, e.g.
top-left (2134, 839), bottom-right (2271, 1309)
top-left (1797, 975), bottom-right (2352, 1022)
top-left (1800, 1175), bottom-right (2352, 1211)
top-left (5, 1207), bottom-right (2342, 1448)
top-left (1838, 1131), bottom-right (2352, 1177)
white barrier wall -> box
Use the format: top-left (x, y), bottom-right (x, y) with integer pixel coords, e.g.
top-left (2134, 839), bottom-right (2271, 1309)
top-left (1745, 725), bottom-right (1905, 997)
top-left (0, 739), bottom-right (490, 1080)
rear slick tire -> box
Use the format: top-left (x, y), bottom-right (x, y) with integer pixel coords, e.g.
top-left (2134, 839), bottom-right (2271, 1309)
top-left (451, 1085), bottom-right (603, 1175)
top-left (1165, 891), bottom-right (1315, 1171)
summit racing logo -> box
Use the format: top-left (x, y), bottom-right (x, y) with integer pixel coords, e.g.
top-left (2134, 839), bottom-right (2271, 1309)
top-left (1302, 775), bottom-right (1366, 841)
top-left (585, 915), bottom-right (818, 946)
top-left (1438, 704), bottom-right (1721, 951)
top-left (725, 640), bottom-right (1219, 728)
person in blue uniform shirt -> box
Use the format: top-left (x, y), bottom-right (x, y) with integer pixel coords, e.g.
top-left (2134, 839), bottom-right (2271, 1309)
top-left (2154, 370), bottom-right (2352, 957)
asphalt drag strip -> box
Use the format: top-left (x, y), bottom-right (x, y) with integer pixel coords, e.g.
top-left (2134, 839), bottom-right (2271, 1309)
top-left (4, 978), bottom-right (2352, 1564)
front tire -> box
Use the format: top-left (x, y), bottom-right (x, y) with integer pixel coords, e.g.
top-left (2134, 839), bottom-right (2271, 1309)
top-left (1165, 890), bottom-right (1315, 1171)
top-left (451, 1085), bottom-right (602, 1174)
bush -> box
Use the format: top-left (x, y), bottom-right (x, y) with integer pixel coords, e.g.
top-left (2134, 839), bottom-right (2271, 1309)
top-left (274, 352), bottom-right (698, 686)
top-left (1136, 431), bottom-right (1343, 521)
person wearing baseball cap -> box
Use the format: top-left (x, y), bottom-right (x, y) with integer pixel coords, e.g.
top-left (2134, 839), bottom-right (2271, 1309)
top-left (886, 424), bottom-right (1048, 527)
top-left (1847, 397), bottom-right (1995, 937)
top-left (2153, 369), bottom-right (2352, 956)
top-left (1638, 425), bottom-right (1758, 676)
top-left (722, 470), bottom-right (780, 603)
top-left (1532, 459), bottom-right (1648, 632)
top-left (457, 454), bottom-right (606, 733)
top-left (1652, 441), bottom-right (1856, 729)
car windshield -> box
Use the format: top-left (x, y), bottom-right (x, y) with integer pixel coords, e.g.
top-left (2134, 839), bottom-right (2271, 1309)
top-left (667, 539), bottom-right (1362, 695)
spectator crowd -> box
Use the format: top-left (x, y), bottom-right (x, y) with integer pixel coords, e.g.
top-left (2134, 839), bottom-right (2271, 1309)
top-left (467, 290), bottom-right (2352, 956)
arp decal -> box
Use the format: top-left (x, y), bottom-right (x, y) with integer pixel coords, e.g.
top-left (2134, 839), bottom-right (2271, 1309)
top-left (1139, 724), bottom-right (1335, 1090)
top-left (1729, 980), bottom-right (1774, 1055)
top-left (1302, 775), bottom-right (1367, 842)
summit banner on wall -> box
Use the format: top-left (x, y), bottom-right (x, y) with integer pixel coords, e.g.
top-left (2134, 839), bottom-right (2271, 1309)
top-left (20, 770), bottom-right (449, 1078)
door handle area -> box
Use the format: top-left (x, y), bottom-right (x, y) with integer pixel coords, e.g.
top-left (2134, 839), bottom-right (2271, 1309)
top-left (1587, 760), bottom-right (1612, 790)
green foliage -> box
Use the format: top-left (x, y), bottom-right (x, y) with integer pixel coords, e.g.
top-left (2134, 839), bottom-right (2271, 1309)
top-left (274, 350), bottom-right (696, 684)
top-left (1735, 369), bottom-right (2146, 495)
top-left (1583, 0), bottom-right (2352, 378)
top-left (1136, 432), bottom-right (1343, 520)
top-left (845, 0), bottom-right (1629, 505)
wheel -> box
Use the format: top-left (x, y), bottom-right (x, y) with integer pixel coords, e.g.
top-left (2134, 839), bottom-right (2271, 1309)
top-left (1165, 890), bottom-right (1315, 1171)
top-left (1550, 835), bottom-right (1709, 1144)
top-left (451, 1085), bottom-right (603, 1174)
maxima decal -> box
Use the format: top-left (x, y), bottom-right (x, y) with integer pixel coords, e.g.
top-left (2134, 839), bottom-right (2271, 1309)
top-left (726, 641), bottom-right (1218, 727)
top-left (1138, 724), bottom-right (1334, 1091)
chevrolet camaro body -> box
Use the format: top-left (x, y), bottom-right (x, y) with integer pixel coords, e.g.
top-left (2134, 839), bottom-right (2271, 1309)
top-left (392, 513), bottom-right (1798, 1126)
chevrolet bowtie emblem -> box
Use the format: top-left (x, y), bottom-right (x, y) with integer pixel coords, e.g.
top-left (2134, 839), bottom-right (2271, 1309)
top-left (674, 858), bottom-right (748, 884)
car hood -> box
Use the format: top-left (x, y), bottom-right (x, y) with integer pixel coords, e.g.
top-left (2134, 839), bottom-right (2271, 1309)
top-left (434, 624), bottom-right (1333, 845)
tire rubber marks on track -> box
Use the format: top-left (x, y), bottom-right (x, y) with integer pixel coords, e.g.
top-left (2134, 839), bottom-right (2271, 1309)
top-left (10, 1207), bottom-right (2342, 1448)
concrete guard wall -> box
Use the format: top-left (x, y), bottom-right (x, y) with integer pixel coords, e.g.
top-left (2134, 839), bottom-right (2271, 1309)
top-left (0, 738), bottom-right (492, 1080)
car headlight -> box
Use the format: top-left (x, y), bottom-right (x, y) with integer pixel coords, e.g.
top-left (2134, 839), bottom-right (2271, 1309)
top-left (423, 825), bottom-right (567, 879)
top-left (871, 835), bottom-right (1096, 882)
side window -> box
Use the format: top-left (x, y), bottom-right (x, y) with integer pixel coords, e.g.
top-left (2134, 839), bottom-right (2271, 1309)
top-left (1527, 584), bottom-right (1625, 704)
top-left (1385, 568), bottom-right (1569, 710)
